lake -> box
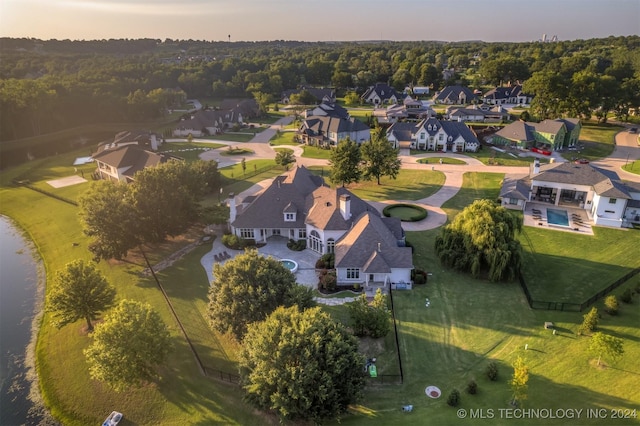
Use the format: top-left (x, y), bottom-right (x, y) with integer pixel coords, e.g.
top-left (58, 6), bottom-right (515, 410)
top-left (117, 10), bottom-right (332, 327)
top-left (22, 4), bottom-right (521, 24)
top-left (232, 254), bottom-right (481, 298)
top-left (0, 216), bottom-right (44, 425)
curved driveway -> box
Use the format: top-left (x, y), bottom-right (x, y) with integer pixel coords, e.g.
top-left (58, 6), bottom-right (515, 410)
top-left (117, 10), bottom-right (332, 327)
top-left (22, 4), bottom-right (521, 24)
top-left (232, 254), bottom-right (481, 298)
top-left (188, 119), bottom-right (640, 232)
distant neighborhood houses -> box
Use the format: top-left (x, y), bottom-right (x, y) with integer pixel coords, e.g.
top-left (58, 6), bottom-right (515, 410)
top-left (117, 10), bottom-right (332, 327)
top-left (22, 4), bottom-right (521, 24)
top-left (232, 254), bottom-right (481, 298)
top-left (172, 99), bottom-right (260, 137)
top-left (281, 86), bottom-right (336, 104)
top-left (482, 84), bottom-right (533, 106)
top-left (374, 96), bottom-right (435, 124)
top-left (491, 118), bottom-right (581, 151)
top-left (229, 166), bottom-right (414, 288)
top-left (386, 118), bottom-right (480, 152)
top-left (432, 85), bottom-right (478, 105)
top-left (297, 115), bottom-right (370, 147)
top-left (500, 161), bottom-right (640, 229)
top-left (361, 83), bottom-right (402, 105)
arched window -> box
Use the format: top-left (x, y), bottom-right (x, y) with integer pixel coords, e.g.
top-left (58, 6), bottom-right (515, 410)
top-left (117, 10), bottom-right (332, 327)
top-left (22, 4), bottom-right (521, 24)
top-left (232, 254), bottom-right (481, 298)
top-left (308, 230), bottom-right (323, 253)
top-left (327, 238), bottom-right (335, 254)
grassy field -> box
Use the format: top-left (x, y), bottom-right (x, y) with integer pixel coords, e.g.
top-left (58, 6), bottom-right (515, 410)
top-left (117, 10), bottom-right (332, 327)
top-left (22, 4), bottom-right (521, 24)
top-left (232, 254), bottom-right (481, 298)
top-left (3, 141), bottom-right (639, 425)
top-left (561, 122), bottom-right (621, 162)
top-left (159, 141), bottom-right (225, 162)
top-left (466, 147), bottom-right (546, 167)
top-left (622, 160), bottom-right (640, 175)
top-left (305, 167), bottom-right (446, 202)
top-left (219, 159), bottom-right (283, 196)
top-left (268, 130), bottom-right (299, 146)
top-left (416, 156), bottom-right (467, 165)
top-left (302, 145), bottom-right (333, 159)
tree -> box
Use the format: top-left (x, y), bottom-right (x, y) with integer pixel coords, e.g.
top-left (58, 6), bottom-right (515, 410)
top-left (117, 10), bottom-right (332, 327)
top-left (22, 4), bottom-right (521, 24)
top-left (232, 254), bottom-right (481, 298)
top-left (84, 300), bottom-right (172, 391)
top-left (239, 306), bottom-right (365, 423)
top-left (434, 199), bottom-right (523, 281)
top-left (46, 260), bottom-right (116, 331)
top-left (329, 137), bottom-right (362, 187)
top-left (348, 289), bottom-right (391, 338)
top-left (589, 332), bottom-right (624, 367)
top-left (78, 180), bottom-right (139, 261)
top-left (275, 150), bottom-right (295, 170)
top-left (344, 91), bottom-right (360, 106)
top-left (207, 249), bottom-right (302, 341)
top-left (578, 307), bottom-right (599, 335)
top-left (510, 356), bottom-right (529, 406)
top-left (360, 128), bottom-right (401, 185)
top-left (604, 295), bottom-right (619, 315)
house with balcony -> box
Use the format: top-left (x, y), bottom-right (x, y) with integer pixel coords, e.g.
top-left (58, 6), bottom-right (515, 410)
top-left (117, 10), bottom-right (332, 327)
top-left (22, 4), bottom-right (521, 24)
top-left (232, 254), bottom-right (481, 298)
top-left (499, 159), bottom-right (640, 228)
top-left (229, 166), bottom-right (414, 287)
top-left (387, 118), bottom-right (479, 152)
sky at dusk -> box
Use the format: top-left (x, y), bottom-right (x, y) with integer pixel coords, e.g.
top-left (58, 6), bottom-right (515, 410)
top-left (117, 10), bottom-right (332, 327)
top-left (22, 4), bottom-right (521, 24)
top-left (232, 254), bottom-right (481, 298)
top-left (1, 0), bottom-right (638, 42)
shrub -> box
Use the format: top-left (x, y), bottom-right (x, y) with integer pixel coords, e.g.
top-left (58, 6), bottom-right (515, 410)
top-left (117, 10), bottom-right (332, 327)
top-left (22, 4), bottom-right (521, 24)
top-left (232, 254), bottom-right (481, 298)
top-left (486, 361), bottom-right (498, 381)
top-left (604, 295), bottom-right (619, 315)
top-left (319, 270), bottom-right (337, 292)
top-left (315, 253), bottom-right (335, 269)
top-left (620, 288), bottom-right (633, 304)
top-left (466, 379), bottom-right (478, 395)
top-left (447, 389), bottom-right (460, 407)
top-left (578, 307), bottom-right (599, 335)
top-left (287, 239), bottom-right (306, 251)
top-left (221, 234), bottom-right (254, 250)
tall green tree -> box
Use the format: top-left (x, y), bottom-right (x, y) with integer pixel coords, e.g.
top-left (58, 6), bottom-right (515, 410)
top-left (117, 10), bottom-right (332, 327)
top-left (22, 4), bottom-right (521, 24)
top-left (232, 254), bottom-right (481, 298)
top-left (207, 249), bottom-right (301, 341)
top-left (434, 199), bottom-right (522, 281)
top-left (329, 137), bottom-right (362, 187)
top-left (510, 356), bottom-right (529, 406)
top-left (239, 306), bottom-right (365, 423)
top-left (84, 300), bottom-right (172, 391)
top-left (275, 150), bottom-right (295, 170)
top-left (46, 259), bottom-right (116, 331)
top-left (78, 180), bottom-right (139, 261)
top-left (578, 307), bottom-right (599, 335)
top-left (589, 332), bottom-right (624, 366)
top-left (348, 289), bottom-right (391, 338)
top-left (360, 128), bottom-right (401, 185)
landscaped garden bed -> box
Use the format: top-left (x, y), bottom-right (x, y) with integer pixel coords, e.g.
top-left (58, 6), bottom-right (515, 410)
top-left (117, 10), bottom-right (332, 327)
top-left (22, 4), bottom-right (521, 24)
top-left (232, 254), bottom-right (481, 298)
top-left (382, 203), bottom-right (427, 221)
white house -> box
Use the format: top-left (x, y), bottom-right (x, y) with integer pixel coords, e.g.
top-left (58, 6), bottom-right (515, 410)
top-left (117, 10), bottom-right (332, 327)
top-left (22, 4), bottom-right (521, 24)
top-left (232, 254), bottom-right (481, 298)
top-left (387, 118), bottom-right (480, 152)
top-left (91, 145), bottom-right (181, 183)
top-left (499, 159), bottom-right (640, 228)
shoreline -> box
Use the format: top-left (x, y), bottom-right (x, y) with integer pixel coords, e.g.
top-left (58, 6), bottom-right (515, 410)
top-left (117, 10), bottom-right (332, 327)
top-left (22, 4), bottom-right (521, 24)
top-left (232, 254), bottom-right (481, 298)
top-left (2, 216), bottom-right (56, 425)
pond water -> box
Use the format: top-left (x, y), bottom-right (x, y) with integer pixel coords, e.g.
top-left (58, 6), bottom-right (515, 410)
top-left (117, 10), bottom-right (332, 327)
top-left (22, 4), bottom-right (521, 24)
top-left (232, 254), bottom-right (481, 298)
top-left (0, 216), bottom-right (44, 425)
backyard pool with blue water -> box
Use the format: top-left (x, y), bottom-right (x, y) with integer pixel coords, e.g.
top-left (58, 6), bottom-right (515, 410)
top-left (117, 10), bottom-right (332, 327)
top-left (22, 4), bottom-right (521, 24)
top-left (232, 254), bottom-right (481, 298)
top-left (547, 208), bottom-right (569, 227)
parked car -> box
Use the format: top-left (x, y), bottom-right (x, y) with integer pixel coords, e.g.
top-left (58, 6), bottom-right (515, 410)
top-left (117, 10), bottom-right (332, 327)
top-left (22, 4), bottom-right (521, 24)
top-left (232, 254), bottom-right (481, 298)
top-left (102, 411), bottom-right (123, 426)
top-left (629, 127), bottom-right (637, 134)
top-left (574, 158), bottom-right (589, 164)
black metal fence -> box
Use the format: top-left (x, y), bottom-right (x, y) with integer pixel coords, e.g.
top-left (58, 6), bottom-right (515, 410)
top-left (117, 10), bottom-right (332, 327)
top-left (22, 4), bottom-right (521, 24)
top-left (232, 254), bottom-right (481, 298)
top-left (14, 179), bottom-right (78, 206)
top-left (387, 285), bottom-right (404, 385)
top-left (518, 268), bottom-right (640, 312)
top-left (203, 367), bottom-right (240, 385)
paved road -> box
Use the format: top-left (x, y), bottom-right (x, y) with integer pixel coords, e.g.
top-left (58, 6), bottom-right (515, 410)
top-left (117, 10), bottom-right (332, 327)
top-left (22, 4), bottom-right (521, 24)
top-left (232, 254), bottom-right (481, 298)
top-left (185, 119), bottom-right (640, 231)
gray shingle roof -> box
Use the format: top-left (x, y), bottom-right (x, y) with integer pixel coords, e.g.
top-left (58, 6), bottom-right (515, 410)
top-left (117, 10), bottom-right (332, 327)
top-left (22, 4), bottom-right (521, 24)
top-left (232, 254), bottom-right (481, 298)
top-left (334, 211), bottom-right (413, 270)
top-left (92, 145), bottom-right (177, 178)
top-left (433, 85), bottom-right (477, 103)
top-left (495, 121), bottom-right (537, 142)
top-left (533, 163), bottom-right (630, 198)
top-left (499, 174), bottom-right (530, 200)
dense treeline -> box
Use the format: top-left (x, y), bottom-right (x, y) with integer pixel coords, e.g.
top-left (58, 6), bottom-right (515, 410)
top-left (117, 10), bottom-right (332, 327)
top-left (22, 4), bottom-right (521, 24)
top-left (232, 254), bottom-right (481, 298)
top-left (1, 36), bottom-right (639, 141)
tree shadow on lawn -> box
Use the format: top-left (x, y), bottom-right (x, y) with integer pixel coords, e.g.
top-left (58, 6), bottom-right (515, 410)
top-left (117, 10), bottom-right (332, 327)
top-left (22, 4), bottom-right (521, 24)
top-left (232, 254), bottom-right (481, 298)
top-left (154, 338), bottom-right (261, 424)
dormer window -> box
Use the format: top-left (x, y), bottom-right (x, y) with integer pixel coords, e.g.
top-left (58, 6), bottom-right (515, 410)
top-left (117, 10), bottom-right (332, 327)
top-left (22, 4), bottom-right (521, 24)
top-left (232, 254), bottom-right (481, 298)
top-left (448, 136), bottom-right (453, 142)
top-left (428, 124), bottom-right (432, 131)
top-left (284, 213), bottom-right (296, 222)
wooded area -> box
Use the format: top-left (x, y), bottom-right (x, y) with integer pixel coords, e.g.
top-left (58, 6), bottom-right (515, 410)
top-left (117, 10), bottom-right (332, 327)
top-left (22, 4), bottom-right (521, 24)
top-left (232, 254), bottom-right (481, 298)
top-left (1, 36), bottom-right (638, 141)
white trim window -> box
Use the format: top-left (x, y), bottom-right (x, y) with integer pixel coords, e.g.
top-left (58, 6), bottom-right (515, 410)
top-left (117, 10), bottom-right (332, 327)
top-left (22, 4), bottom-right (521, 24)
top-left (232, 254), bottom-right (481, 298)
top-left (346, 268), bottom-right (360, 279)
top-left (284, 213), bottom-right (296, 221)
top-left (239, 229), bottom-right (254, 239)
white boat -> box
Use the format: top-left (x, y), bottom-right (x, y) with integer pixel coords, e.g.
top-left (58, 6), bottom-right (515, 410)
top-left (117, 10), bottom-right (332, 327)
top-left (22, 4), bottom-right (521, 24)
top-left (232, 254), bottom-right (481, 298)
top-left (102, 411), bottom-right (123, 426)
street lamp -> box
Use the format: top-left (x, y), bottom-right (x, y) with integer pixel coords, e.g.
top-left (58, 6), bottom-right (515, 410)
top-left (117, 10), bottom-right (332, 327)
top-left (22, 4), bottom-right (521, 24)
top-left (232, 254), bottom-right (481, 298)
top-left (219, 187), bottom-right (223, 204)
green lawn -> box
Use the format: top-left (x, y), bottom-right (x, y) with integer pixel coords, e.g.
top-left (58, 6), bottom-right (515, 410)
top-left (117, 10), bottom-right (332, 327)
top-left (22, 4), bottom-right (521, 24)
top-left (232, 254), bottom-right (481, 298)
top-left (301, 145), bottom-right (333, 159)
top-left (219, 159), bottom-right (283, 196)
top-left (304, 168), bottom-right (446, 202)
top-left (622, 160), bottom-right (640, 175)
top-left (466, 148), bottom-right (545, 167)
top-left (3, 143), bottom-right (639, 426)
top-left (219, 147), bottom-right (254, 156)
top-left (160, 141), bottom-right (225, 162)
top-left (561, 122), bottom-right (621, 162)
top-left (269, 130), bottom-right (299, 146)
top-left (417, 157), bottom-right (467, 165)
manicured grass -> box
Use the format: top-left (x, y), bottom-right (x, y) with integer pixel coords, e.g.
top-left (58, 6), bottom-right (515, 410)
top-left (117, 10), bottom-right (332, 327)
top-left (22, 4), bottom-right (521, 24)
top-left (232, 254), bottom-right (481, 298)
top-left (206, 133), bottom-right (254, 142)
top-left (466, 147), bottom-right (543, 167)
top-left (416, 156), bottom-right (467, 165)
top-left (622, 160), bottom-right (640, 175)
top-left (160, 141), bottom-right (224, 162)
top-left (219, 159), bottom-right (282, 196)
top-left (320, 169), bottom-right (446, 202)
top-left (345, 107), bottom-right (375, 124)
top-left (561, 122), bottom-right (621, 162)
top-left (273, 147), bottom-right (293, 155)
top-left (519, 226), bottom-right (640, 303)
top-left (383, 204), bottom-right (428, 221)
top-left (440, 172), bottom-right (504, 219)
top-left (301, 145), bottom-right (333, 159)
top-left (269, 130), bottom-right (299, 146)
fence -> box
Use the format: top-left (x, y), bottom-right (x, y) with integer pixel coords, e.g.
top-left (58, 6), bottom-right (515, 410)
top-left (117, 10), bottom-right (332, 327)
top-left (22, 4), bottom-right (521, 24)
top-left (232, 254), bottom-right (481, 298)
top-left (203, 367), bottom-right (240, 385)
top-left (13, 179), bottom-right (78, 206)
top-left (387, 285), bottom-right (404, 385)
top-left (517, 267), bottom-right (640, 312)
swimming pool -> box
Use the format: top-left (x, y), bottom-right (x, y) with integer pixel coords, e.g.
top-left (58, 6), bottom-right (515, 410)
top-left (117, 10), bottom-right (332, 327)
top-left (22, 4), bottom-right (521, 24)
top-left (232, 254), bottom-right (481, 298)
top-left (547, 208), bottom-right (569, 227)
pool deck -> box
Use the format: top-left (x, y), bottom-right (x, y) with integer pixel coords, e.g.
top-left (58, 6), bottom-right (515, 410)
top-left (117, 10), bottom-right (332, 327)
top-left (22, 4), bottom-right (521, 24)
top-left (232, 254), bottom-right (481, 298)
top-left (524, 203), bottom-right (594, 236)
